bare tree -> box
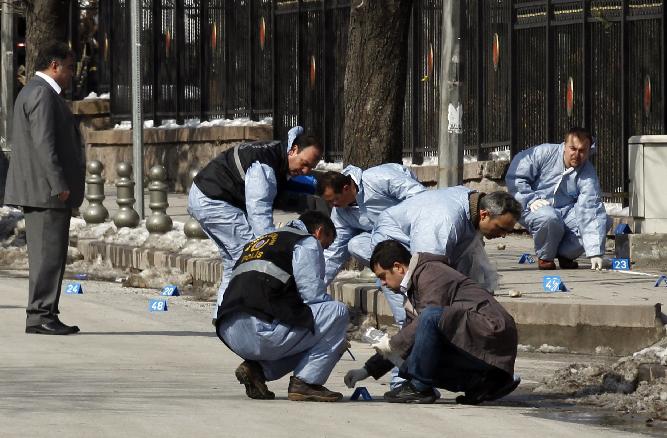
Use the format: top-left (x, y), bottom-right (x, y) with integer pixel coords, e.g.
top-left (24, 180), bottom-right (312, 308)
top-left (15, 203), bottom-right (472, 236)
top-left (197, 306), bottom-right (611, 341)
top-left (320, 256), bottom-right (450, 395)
top-left (24, 0), bottom-right (68, 77)
top-left (342, 0), bottom-right (414, 168)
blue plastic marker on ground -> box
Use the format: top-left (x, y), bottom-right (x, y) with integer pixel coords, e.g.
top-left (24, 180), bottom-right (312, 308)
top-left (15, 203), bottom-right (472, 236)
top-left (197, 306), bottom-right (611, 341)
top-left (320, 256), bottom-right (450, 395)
top-left (161, 285), bottom-right (180, 296)
top-left (518, 253), bottom-right (535, 264)
top-left (149, 299), bottom-right (168, 312)
top-left (350, 387), bottom-right (373, 401)
top-left (65, 283), bottom-right (83, 294)
top-left (611, 258), bottom-right (630, 271)
top-left (543, 275), bottom-right (568, 292)
top-left (655, 275), bottom-right (667, 287)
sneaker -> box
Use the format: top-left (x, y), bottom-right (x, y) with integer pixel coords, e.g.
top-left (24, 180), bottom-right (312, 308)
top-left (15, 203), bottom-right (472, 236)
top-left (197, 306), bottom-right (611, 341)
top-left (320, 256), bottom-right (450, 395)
top-left (235, 360), bottom-right (275, 400)
top-left (557, 256), bottom-right (579, 269)
top-left (384, 381), bottom-right (437, 404)
top-left (538, 259), bottom-right (557, 270)
top-left (287, 376), bottom-right (342, 402)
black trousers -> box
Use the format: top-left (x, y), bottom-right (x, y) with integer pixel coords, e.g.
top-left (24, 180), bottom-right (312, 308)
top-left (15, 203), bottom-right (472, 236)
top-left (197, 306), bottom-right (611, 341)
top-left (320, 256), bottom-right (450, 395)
top-left (23, 207), bottom-right (71, 326)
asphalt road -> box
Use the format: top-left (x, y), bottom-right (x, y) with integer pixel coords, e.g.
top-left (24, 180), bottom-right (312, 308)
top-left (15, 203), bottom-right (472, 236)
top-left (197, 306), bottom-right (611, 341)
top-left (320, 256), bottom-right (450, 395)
top-left (0, 271), bottom-right (654, 438)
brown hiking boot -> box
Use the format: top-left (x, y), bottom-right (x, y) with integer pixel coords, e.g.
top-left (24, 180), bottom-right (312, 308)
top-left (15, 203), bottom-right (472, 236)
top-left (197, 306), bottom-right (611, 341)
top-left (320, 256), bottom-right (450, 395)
top-left (287, 376), bottom-right (342, 402)
top-left (538, 259), bottom-right (557, 270)
top-left (235, 360), bottom-right (275, 400)
top-left (557, 256), bottom-right (579, 269)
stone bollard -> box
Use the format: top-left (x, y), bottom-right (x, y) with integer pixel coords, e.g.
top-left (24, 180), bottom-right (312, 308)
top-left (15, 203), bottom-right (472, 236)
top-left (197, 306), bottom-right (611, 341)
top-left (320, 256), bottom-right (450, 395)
top-left (184, 168), bottom-right (207, 239)
top-left (146, 165), bottom-right (173, 234)
top-left (113, 162), bottom-right (141, 228)
top-left (83, 160), bottom-right (109, 224)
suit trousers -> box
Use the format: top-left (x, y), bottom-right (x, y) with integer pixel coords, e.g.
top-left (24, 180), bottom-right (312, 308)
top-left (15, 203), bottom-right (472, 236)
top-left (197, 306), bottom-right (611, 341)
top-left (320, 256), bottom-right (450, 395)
top-left (24, 207), bottom-right (71, 326)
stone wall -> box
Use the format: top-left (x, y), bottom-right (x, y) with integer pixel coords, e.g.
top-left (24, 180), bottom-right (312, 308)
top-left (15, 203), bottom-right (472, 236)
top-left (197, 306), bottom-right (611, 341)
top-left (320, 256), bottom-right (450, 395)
top-left (462, 160), bottom-right (509, 192)
top-left (84, 125), bottom-right (273, 192)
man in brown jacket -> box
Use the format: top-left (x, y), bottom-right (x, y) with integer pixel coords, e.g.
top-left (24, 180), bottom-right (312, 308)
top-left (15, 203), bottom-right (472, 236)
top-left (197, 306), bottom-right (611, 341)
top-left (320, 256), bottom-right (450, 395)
top-left (344, 240), bottom-right (519, 404)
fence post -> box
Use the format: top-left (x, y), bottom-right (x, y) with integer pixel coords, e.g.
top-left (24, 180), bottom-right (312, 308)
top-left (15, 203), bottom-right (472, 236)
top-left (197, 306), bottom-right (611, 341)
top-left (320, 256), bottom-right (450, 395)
top-left (545, 0), bottom-right (552, 141)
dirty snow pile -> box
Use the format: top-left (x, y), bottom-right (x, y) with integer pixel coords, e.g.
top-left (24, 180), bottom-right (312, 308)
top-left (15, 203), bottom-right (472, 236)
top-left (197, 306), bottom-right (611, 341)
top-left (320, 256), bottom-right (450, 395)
top-left (0, 207), bottom-right (28, 269)
top-left (535, 339), bottom-right (667, 420)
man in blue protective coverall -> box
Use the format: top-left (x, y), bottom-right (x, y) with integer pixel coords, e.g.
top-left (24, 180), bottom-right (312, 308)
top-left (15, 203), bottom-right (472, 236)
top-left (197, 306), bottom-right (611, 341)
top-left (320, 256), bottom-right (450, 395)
top-left (216, 211), bottom-right (349, 402)
top-left (188, 126), bottom-right (322, 319)
top-left (316, 164), bottom-right (426, 390)
top-left (370, 186), bottom-right (522, 292)
top-left (505, 127), bottom-right (609, 270)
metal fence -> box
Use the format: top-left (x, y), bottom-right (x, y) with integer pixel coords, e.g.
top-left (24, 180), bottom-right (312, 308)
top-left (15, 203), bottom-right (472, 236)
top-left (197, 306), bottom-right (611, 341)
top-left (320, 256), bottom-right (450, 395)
top-left (462, 0), bottom-right (666, 200)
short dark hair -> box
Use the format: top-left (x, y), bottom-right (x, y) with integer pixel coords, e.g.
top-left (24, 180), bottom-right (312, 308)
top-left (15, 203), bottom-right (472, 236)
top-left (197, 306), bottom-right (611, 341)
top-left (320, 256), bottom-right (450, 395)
top-left (315, 171), bottom-right (352, 196)
top-left (35, 42), bottom-right (74, 72)
top-left (370, 240), bottom-right (411, 271)
top-left (298, 210), bottom-right (336, 239)
top-left (479, 191), bottom-right (522, 220)
top-left (565, 127), bottom-right (593, 147)
top-left (293, 133), bottom-right (323, 153)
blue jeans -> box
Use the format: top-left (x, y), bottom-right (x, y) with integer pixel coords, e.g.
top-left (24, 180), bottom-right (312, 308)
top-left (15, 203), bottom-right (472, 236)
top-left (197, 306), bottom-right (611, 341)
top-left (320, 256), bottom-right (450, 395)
top-left (404, 306), bottom-right (491, 392)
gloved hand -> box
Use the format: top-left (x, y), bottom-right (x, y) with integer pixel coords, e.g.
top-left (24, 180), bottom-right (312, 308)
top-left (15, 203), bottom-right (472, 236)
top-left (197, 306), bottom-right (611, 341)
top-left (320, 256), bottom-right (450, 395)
top-left (344, 368), bottom-right (370, 388)
top-left (529, 198), bottom-right (550, 212)
top-left (372, 335), bottom-right (404, 367)
top-left (590, 256), bottom-right (603, 271)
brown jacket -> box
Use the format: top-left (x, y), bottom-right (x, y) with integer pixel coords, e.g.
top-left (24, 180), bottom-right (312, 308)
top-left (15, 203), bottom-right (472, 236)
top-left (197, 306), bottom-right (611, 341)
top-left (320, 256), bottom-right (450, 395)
top-left (365, 253), bottom-right (517, 378)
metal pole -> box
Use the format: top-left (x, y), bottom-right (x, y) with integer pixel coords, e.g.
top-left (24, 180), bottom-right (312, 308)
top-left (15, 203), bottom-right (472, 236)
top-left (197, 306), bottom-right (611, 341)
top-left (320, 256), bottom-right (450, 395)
top-left (1, 4), bottom-right (14, 152)
top-left (131, 0), bottom-right (144, 218)
top-left (437, 0), bottom-right (462, 187)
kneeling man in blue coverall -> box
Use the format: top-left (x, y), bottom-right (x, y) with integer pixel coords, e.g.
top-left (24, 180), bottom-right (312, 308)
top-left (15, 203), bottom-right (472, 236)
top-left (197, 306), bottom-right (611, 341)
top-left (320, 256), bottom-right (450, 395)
top-left (216, 211), bottom-right (349, 402)
top-left (505, 127), bottom-right (609, 270)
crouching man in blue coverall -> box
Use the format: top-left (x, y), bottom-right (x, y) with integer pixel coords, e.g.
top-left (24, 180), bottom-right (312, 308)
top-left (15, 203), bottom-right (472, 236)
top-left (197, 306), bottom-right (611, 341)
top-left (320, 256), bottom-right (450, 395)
top-left (216, 211), bottom-right (349, 402)
top-left (505, 127), bottom-right (609, 270)
top-left (344, 240), bottom-right (520, 404)
top-left (316, 164), bottom-right (426, 389)
top-left (188, 126), bottom-right (322, 319)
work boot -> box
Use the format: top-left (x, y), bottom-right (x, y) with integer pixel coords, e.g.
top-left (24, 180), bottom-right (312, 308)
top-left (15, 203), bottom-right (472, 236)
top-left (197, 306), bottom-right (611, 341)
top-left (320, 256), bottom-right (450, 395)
top-left (287, 376), bottom-right (342, 402)
top-left (456, 371), bottom-right (520, 405)
top-left (557, 256), bottom-right (579, 269)
top-left (538, 259), bottom-right (557, 270)
top-left (235, 360), bottom-right (275, 400)
top-left (384, 381), bottom-right (437, 404)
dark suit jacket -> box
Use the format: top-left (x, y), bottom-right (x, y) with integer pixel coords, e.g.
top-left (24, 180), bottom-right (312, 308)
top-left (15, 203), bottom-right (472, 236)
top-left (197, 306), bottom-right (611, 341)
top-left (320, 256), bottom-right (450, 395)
top-left (4, 75), bottom-right (85, 209)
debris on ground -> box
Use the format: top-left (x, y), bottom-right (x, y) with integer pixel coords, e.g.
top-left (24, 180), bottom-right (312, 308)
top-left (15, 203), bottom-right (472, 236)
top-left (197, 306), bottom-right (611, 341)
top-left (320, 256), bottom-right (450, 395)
top-left (535, 338), bottom-right (667, 420)
top-left (508, 289), bottom-right (522, 298)
top-left (497, 243), bottom-right (506, 250)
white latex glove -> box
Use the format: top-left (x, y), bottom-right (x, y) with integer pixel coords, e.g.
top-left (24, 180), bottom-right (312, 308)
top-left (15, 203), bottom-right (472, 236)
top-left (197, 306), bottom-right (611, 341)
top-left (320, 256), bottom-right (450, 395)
top-left (344, 368), bottom-right (370, 388)
top-left (590, 256), bottom-right (603, 271)
top-left (371, 334), bottom-right (392, 357)
top-left (529, 198), bottom-right (550, 212)
top-left (372, 335), bottom-right (404, 367)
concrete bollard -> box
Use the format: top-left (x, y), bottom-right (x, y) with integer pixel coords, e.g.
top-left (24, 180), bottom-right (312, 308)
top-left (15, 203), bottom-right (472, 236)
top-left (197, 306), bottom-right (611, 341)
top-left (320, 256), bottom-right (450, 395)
top-left (113, 161), bottom-right (141, 228)
top-left (83, 160), bottom-right (109, 224)
top-left (146, 165), bottom-right (173, 234)
top-left (184, 168), bottom-right (207, 239)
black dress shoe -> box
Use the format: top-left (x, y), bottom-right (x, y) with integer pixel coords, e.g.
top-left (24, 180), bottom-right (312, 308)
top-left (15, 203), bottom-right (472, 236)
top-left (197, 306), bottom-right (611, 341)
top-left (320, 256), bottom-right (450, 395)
top-left (25, 320), bottom-right (80, 335)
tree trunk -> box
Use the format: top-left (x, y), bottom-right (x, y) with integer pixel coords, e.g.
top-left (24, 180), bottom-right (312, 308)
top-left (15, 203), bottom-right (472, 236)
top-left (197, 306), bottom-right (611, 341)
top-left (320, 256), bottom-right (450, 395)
top-left (342, 0), bottom-right (414, 168)
top-left (25, 0), bottom-right (69, 79)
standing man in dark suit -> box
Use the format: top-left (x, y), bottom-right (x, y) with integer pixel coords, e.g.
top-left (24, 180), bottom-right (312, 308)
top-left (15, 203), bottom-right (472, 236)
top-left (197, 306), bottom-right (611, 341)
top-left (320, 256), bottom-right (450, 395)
top-left (4, 42), bottom-right (85, 335)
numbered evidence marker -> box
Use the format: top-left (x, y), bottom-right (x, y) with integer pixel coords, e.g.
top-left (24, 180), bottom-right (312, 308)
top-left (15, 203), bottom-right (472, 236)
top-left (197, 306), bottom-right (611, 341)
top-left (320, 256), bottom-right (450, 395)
top-left (654, 275), bottom-right (667, 287)
top-left (65, 283), bottom-right (83, 294)
top-left (161, 284), bottom-right (180, 296)
top-left (149, 299), bottom-right (168, 312)
top-left (611, 258), bottom-right (630, 271)
top-left (350, 387), bottom-right (373, 401)
top-left (518, 253), bottom-right (535, 264)
top-left (543, 275), bottom-right (568, 292)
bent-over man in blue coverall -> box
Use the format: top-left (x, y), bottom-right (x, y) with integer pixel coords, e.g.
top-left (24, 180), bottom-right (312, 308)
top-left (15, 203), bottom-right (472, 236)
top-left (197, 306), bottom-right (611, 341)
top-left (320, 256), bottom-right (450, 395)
top-left (370, 186), bottom-right (522, 292)
top-left (188, 126), bottom-right (322, 318)
top-left (217, 211), bottom-right (349, 402)
top-left (505, 127), bottom-right (609, 270)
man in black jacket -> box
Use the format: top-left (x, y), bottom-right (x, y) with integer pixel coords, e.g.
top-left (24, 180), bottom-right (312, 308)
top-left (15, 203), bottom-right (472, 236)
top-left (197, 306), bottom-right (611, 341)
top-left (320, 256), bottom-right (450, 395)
top-left (217, 211), bottom-right (349, 402)
top-left (4, 42), bottom-right (85, 335)
top-left (188, 127), bottom-right (323, 319)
